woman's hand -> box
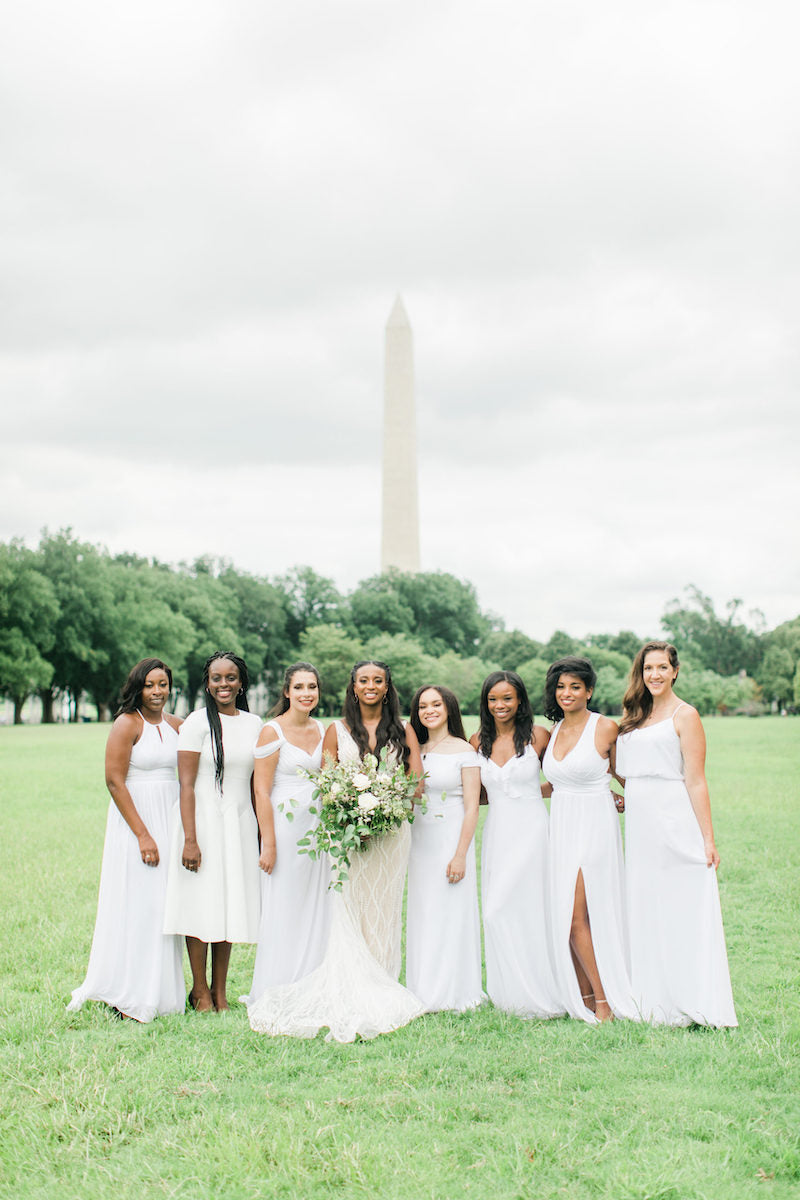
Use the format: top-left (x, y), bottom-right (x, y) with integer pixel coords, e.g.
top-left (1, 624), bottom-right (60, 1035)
top-left (259, 841), bottom-right (277, 874)
top-left (704, 836), bottom-right (720, 869)
top-left (138, 831), bottom-right (159, 866)
top-left (446, 852), bottom-right (467, 884)
top-left (182, 837), bottom-right (202, 872)
top-left (613, 792), bottom-right (625, 814)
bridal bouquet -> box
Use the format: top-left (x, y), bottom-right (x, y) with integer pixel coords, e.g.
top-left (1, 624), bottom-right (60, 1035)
top-left (294, 751), bottom-right (423, 889)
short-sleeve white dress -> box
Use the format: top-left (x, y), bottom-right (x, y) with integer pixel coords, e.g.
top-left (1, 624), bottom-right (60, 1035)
top-left (406, 747), bottom-right (485, 1013)
top-left (68, 714), bottom-right (185, 1021)
top-left (163, 707), bottom-right (262, 944)
top-left (479, 744), bottom-right (564, 1018)
top-left (617, 707), bottom-right (737, 1026)
top-left (243, 719), bottom-right (332, 1003)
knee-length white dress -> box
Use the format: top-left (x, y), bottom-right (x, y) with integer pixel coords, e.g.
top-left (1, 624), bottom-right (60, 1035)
top-left (247, 722), bottom-right (424, 1041)
top-left (617, 707), bottom-right (737, 1027)
top-left (406, 748), bottom-right (484, 1013)
top-left (163, 707), bottom-right (262, 944)
top-left (68, 714), bottom-right (185, 1022)
top-left (479, 746), bottom-right (564, 1018)
top-left (243, 719), bottom-right (332, 1003)
top-left (543, 712), bottom-right (638, 1023)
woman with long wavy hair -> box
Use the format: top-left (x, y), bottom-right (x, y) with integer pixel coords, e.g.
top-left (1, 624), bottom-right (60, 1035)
top-left (617, 641), bottom-right (736, 1026)
top-left (248, 660), bottom-right (425, 1041)
top-left (163, 651), bottom-right (262, 1012)
top-left (470, 671), bottom-right (563, 1018)
top-left (68, 658), bottom-right (185, 1022)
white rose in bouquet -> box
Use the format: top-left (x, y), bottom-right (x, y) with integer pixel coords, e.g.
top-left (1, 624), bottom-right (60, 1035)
top-left (352, 772), bottom-right (371, 791)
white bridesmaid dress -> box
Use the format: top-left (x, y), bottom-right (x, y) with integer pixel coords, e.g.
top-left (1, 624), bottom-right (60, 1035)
top-left (406, 748), bottom-right (485, 1013)
top-left (543, 712), bottom-right (638, 1023)
top-left (243, 719), bottom-right (332, 1003)
top-left (617, 706), bottom-right (737, 1027)
top-left (163, 708), bottom-right (263, 944)
top-left (68, 714), bottom-right (185, 1021)
top-left (247, 722), bottom-right (424, 1041)
top-left (479, 745), bottom-right (564, 1018)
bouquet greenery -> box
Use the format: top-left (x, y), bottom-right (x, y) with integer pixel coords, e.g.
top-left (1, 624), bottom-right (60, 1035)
top-left (293, 750), bottom-right (423, 889)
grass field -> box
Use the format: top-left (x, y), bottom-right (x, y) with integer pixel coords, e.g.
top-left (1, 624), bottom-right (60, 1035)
top-left (1, 718), bottom-right (799, 1200)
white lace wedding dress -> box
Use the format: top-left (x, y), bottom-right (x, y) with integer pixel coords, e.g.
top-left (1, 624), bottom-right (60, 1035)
top-left (247, 722), bottom-right (424, 1041)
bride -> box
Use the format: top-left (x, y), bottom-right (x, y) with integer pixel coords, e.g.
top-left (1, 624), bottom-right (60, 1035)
top-left (246, 660), bottom-right (426, 1041)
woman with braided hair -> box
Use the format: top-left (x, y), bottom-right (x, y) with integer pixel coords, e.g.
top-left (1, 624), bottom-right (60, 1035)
top-left (163, 652), bottom-right (263, 1012)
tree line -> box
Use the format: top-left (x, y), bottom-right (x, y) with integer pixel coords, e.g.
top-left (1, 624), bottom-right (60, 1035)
top-left (1, 531), bottom-right (798, 723)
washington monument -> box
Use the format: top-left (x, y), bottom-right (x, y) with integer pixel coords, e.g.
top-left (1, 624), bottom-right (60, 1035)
top-left (381, 295), bottom-right (420, 573)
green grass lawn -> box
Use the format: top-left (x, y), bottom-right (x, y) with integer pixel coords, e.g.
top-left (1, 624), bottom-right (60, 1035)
top-left (1, 717), bottom-right (798, 1200)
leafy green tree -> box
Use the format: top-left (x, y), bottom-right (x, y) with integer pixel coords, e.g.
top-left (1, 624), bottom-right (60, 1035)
top-left (756, 646), bottom-right (795, 708)
top-left (298, 625), bottom-right (362, 715)
top-left (0, 541), bottom-right (59, 722)
top-left (516, 657), bottom-right (550, 714)
top-left (585, 630), bottom-right (645, 660)
top-left (793, 662), bottom-right (800, 708)
top-left (544, 630), bottom-right (579, 661)
top-left (349, 576), bottom-right (416, 641)
top-left (279, 566), bottom-right (345, 645)
top-left (661, 585), bottom-right (762, 675)
top-left (361, 633), bottom-right (437, 711)
top-left (592, 666), bottom-right (626, 715)
top-left (478, 629), bottom-right (544, 671)
top-left (393, 571), bottom-right (490, 656)
top-left (164, 567), bottom-right (242, 707)
top-left (218, 566), bottom-right (294, 690)
top-left (426, 651), bottom-right (496, 715)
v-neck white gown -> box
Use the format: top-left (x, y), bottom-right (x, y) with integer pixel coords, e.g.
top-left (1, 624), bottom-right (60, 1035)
top-left (617, 710), bottom-right (737, 1027)
top-left (247, 722), bottom-right (424, 1041)
top-left (243, 719), bottom-right (332, 1002)
top-left (543, 712), bottom-right (638, 1023)
top-left (479, 745), bottom-right (564, 1018)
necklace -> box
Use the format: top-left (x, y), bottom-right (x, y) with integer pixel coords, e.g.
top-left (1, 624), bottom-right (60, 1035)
top-left (423, 733), bottom-right (450, 753)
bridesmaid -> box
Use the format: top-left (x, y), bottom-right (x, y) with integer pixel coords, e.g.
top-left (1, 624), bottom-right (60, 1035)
top-left (407, 685), bottom-right (484, 1013)
top-left (470, 671), bottom-right (564, 1019)
top-left (617, 641), bottom-right (736, 1026)
top-left (68, 658), bottom-right (184, 1022)
top-left (244, 662), bottom-right (331, 1005)
top-left (542, 656), bottom-right (636, 1024)
top-left (163, 652), bottom-right (262, 1012)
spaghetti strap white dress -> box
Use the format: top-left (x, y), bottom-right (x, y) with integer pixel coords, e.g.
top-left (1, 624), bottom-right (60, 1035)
top-left (543, 712), bottom-right (638, 1023)
top-left (406, 748), bottom-right (485, 1013)
top-left (68, 714), bottom-right (185, 1022)
top-left (617, 706), bottom-right (737, 1026)
top-left (243, 719), bottom-right (332, 1002)
top-left (479, 746), bottom-right (564, 1018)
top-left (163, 708), bottom-right (263, 944)
top-left (247, 722), bottom-right (424, 1041)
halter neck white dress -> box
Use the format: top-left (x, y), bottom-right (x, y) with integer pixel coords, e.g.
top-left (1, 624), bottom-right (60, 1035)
top-left (543, 711), bottom-right (637, 1023)
top-left (617, 706), bottom-right (737, 1027)
top-left (247, 722), bottom-right (424, 1041)
top-left (163, 707), bottom-right (263, 944)
top-left (478, 745), bottom-right (564, 1018)
top-left (243, 719), bottom-right (332, 1003)
top-left (406, 747), bottom-right (485, 1013)
top-left (68, 713), bottom-right (184, 1021)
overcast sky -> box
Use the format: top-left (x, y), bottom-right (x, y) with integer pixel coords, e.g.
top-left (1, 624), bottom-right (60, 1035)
top-left (2, 0), bottom-right (798, 643)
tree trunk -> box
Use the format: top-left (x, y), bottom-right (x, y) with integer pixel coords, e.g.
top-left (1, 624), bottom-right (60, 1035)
top-left (40, 688), bottom-right (55, 724)
top-left (13, 696), bottom-right (26, 725)
top-left (97, 701), bottom-right (110, 723)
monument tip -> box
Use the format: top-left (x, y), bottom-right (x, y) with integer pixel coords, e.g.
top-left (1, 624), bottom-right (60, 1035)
top-left (386, 294), bottom-right (410, 328)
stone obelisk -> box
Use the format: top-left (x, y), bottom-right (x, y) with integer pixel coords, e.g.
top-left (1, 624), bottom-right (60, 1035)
top-left (381, 295), bottom-right (420, 573)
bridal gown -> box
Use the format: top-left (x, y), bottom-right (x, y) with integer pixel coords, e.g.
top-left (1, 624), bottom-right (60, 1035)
top-left (242, 719), bottom-right (332, 1002)
top-left (479, 745), bottom-right (564, 1018)
top-left (406, 748), bottom-right (484, 1013)
top-left (68, 714), bottom-right (184, 1022)
top-left (247, 722), bottom-right (424, 1041)
top-left (617, 706), bottom-right (737, 1027)
top-left (543, 711), bottom-right (638, 1024)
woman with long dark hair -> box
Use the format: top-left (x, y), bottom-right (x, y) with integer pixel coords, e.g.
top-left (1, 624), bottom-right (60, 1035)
top-left (163, 651), bottom-right (262, 1012)
top-left (406, 685), bottom-right (484, 1012)
top-left (248, 660), bottom-right (425, 1041)
top-left (470, 671), bottom-right (563, 1018)
top-left (243, 662), bottom-right (331, 1005)
top-left (617, 641), bottom-right (736, 1026)
top-left (68, 659), bottom-right (185, 1021)
top-left (542, 657), bottom-right (636, 1024)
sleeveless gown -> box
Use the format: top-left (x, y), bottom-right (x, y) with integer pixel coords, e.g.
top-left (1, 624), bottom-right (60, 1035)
top-left (242, 719), bottom-right (332, 1002)
top-left (163, 708), bottom-right (263, 943)
top-left (617, 708), bottom-right (737, 1026)
top-left (68, 714), bottom-right (185, 1021)
top-left (406, 748), bottom-right (485, 1012)
top-left (543, 712), bottom-right (638, 1023)
top-left (247, 722), bottom-right (424, 1041)
top-left (479, 745), bottom-right (564, 1018)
